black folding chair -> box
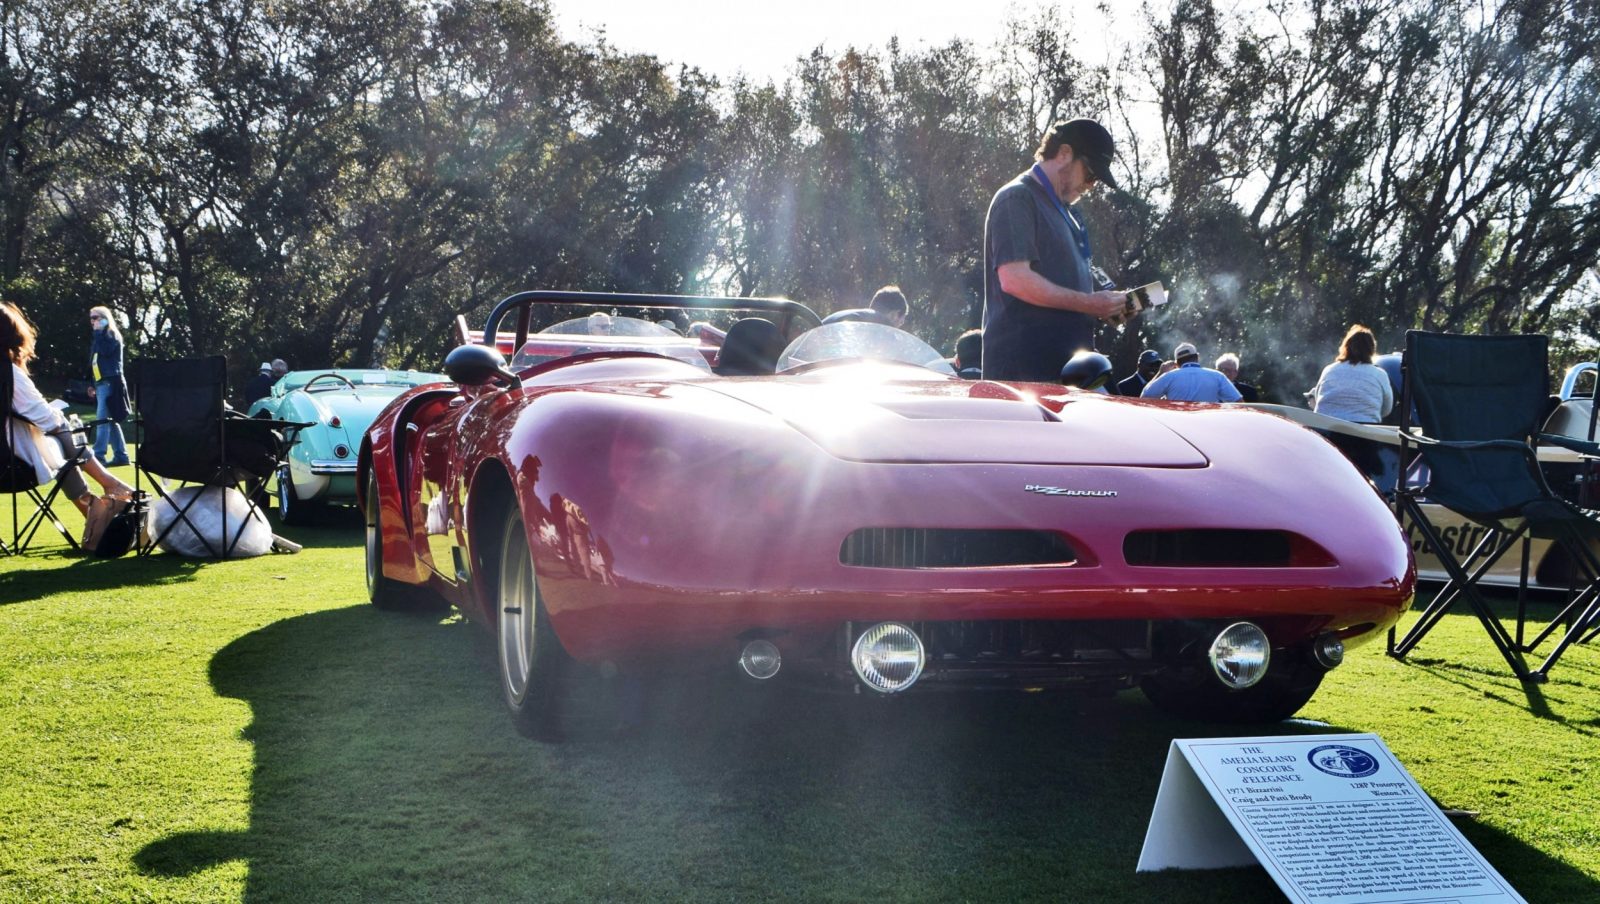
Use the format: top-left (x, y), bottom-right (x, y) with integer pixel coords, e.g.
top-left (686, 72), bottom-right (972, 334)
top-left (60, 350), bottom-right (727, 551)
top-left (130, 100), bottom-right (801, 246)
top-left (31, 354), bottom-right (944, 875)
top-left (129, 357), bottom-right (302, 558)
top-left (1387, 331), bottom-right (1600, 682)
top-left (2, 365), bottom-right (107, 555)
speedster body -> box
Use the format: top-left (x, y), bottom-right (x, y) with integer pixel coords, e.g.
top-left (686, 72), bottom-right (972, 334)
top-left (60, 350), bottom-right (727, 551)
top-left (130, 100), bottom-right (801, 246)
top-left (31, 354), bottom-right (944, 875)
top-left (248, 368), bottom-right (443, 522)
top-left (361, 292), bottom-right (1415, 737)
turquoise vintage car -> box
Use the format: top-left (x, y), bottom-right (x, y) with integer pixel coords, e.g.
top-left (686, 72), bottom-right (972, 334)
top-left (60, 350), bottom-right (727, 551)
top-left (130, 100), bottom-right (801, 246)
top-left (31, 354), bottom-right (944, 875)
top-left (247, 369), bottom-right (444, 522)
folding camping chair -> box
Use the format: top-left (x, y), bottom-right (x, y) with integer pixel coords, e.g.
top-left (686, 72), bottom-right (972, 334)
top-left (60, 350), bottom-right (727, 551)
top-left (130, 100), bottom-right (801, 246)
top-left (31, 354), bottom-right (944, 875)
top-left (129, 357), bottom-right (302, 558)
top-left (2, 364), bottom-right (105, 555)
top-left (1387, 331), bottom-right (1600, 683)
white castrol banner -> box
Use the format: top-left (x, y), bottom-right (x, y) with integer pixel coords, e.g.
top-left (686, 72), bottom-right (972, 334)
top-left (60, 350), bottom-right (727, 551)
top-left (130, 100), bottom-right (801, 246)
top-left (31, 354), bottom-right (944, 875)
top-left (150, 486), bottom-right (273, 558)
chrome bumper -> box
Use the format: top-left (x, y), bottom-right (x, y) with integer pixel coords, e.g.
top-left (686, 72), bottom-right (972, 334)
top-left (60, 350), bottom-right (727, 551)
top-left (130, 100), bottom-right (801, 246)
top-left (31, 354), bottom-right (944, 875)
top-left (309, 459), bottom-right (358, 475)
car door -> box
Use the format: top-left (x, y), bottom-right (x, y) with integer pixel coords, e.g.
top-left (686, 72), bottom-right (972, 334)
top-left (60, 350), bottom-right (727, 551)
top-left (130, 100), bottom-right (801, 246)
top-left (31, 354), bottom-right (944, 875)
top-left (412, 387), bottom-right (515, 586)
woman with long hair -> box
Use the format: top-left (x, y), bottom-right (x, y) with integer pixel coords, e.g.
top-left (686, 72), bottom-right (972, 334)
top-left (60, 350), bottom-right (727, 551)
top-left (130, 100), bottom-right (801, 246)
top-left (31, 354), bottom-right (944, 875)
top-left (88, 305), bottom-right (130, 465)
top-left (3, 301), bottom-right (133, 515)
top-left (1310, 324), bottom-right (1395, 423)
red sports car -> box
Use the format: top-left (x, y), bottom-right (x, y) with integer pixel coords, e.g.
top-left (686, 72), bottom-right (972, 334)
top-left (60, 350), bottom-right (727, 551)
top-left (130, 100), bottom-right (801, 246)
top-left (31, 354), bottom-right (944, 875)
top-left (360, 291), bottom-right (1414, 738)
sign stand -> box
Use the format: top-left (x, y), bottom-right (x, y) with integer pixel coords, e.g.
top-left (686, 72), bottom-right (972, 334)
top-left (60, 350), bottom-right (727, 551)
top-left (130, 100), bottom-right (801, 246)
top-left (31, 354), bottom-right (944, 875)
top-left (1137, 733), bottom-right (1525, 904)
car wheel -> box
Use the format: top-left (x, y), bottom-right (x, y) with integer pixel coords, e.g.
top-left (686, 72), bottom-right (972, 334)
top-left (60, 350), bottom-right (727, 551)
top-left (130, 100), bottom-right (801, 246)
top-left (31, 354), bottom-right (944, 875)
top-left (277, 465), bottom-right (306, 524)
top-left (1140, 657), bottom-right (1325, 724)
top-left (365, 469), bottom-right (447, 614)
top-left (497, 505), bottom-right (571, 740)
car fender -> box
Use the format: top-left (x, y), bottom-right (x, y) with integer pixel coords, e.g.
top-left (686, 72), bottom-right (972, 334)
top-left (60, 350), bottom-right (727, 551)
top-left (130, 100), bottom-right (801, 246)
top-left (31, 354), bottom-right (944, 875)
top-left (363, 385), bottom-right (465, 586)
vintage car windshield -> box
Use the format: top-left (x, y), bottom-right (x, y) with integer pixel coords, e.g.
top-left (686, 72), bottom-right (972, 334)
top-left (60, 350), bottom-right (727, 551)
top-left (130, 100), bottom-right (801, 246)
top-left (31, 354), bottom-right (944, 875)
top-left (279, 370), bottom-right (439, 393)
top-left (512, 314), bottom-right (712, 371)
top-left (776, 322), bottom-right (956, 376)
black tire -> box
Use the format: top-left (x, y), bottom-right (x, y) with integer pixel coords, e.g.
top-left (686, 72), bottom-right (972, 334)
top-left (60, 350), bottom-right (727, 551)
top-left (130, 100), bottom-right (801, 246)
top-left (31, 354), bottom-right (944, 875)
top-left (491, 502), bottom-right (636, 741)
top-left (496, 506), bottom-right (572, 740)
top-left (276, 465), bottom-right (320, 525)
top-left (365, 468), bottom-right (447, 614)
top-left (1141, 657), bottom-right (1326, 724)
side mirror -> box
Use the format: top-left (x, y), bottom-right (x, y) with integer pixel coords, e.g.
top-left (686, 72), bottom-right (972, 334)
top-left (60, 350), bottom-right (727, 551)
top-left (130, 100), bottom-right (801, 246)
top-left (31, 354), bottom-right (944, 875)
top-left (1060, 351), bottom-right (1113, 391)
top-left (444, 344), bottom-right (521, 390)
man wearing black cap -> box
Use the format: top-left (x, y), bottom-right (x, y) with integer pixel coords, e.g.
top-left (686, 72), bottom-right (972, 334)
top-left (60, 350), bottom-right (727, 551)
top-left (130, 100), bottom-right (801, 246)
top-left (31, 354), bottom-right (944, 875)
top-left (1117, 349), bottom-right (1163, 397)
top-left (981, 117), bottom-right (1134, 383)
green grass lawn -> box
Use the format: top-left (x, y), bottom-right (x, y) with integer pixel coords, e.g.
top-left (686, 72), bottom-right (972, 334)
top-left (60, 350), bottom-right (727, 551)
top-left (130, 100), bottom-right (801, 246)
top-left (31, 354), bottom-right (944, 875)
top-left (3, 480), bottom-right (1599, 902)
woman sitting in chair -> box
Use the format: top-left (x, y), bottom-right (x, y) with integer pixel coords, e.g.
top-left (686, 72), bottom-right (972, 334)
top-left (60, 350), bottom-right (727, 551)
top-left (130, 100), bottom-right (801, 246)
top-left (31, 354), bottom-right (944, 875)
top-left (3, 302), bottom-right (134, 515)
top-left (1311, 324), bottom-right (1395, 424)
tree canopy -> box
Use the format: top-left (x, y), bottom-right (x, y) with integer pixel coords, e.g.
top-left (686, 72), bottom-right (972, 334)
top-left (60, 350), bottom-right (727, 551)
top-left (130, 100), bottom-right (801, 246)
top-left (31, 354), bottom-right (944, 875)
top-left (4, 0), bottom-right (1595, 399)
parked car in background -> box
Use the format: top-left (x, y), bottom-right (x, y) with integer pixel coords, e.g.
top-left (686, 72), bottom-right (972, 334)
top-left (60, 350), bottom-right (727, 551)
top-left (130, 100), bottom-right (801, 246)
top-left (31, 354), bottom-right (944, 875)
top-left (1415, 361), bottom-right (1598, 590)
top-left (360, 291), bottom-right (1414, 740)
top-left (1247, 360), bottom-right (1598, 591)
top-left (248, 369), bottom-right (443, 522)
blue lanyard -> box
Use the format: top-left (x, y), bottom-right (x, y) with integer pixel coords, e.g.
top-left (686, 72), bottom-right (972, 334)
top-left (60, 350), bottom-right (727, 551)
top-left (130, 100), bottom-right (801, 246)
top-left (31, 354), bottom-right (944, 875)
top-left (1032, 163), bottom-right (1095, 266)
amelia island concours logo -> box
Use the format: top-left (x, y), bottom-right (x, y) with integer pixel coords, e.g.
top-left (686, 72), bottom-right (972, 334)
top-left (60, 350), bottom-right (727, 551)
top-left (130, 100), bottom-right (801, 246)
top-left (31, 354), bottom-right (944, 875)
top-left (1307, 744), bottom-right (1381, 779)
top-left (1024, 485), bottom-right (1117, 497)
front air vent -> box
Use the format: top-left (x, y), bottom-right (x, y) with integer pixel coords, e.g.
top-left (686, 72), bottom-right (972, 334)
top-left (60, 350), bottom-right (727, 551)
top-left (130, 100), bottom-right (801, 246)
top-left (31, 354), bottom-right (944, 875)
top-left (1123, 530), bottom-right (1335, 568)
top-left (841, 528), bottom-right (1077, 569)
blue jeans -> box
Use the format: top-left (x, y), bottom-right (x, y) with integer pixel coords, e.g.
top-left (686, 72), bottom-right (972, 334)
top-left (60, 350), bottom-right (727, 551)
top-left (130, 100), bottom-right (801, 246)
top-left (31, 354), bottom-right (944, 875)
top-left (94, 380), bottom-right (129, 463)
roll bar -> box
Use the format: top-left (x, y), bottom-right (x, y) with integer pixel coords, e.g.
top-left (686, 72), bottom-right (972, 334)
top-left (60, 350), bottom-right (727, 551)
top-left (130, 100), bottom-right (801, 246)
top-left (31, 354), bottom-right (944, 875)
top-left (480, 290), bottom-right (823, 355)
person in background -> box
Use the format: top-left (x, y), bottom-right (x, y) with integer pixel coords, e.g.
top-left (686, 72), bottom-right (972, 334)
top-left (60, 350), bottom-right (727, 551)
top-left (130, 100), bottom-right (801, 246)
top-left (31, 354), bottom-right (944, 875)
top-left (981, 118), bottom-right (1132, 382)
top-left (242, 362), bottom-right (275, 408)
top-left (1117, 349), bottom-right (1162, 397)
top-left (4, 301), bottom-right (134, 516)
top-left (821, 285), bottom-right (910, 327)
top-left (1214, 352), bottom-right (1259, 402)
top-left (953, 329), bottom-right (983, 379)
top-left (270, 359), bottom-right (288, 381)
top-left (87, 306), bottom-right (130, 465)
top-left (1311, 324), bottom-right (1393, 423)
top-left (1141, 341), bottom-right (1243, 403)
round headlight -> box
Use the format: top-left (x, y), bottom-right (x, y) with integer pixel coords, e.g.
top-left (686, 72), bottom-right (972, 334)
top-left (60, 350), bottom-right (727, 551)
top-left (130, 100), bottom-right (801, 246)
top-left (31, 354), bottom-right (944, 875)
top-left (739, 639), bottom-right (782, 680)
top-left (1313, 634), bottom-right (1345, 669)
top-left (851, 623), bottom-right (926, 693)
top-left (1209, 622), bottom-right (1271, 689)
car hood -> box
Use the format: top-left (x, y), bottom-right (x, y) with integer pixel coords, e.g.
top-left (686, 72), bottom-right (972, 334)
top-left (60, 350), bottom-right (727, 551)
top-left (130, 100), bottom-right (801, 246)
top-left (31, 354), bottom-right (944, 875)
top-left (700, 379), bottom-right (1208, 467)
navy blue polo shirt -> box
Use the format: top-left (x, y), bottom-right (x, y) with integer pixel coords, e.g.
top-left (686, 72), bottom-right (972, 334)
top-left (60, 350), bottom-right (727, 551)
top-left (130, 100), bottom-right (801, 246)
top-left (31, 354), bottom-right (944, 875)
top-left (981, 169), bottom-right (1097, 382)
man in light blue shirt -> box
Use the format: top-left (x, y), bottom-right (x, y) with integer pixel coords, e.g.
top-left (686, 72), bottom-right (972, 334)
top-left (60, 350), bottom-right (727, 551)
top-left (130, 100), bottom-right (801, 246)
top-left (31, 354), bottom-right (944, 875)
top-left (1140, 341), bottom-right (1243, 403)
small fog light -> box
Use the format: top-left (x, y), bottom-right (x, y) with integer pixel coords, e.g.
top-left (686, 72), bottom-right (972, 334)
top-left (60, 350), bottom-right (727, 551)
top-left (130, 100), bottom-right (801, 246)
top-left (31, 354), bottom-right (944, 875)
top-left (1313, 634), bottom-right (1345, 669)
top-left (851, 623), bottom-right (926, 693)
top-left (739, 639), bottom-right (782, 680)
top-left (1209, 622), bottom-right (1270, 689)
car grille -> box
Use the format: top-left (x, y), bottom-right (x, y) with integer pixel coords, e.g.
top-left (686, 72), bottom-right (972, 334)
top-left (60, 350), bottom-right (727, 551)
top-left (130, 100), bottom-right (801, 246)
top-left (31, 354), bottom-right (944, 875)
top-left (840, 528), bottom-right (1077, 568)
top-left (1123, 529), bottom-right (1335, 567)
top-left (920, 619), bottom-right (1152, 664)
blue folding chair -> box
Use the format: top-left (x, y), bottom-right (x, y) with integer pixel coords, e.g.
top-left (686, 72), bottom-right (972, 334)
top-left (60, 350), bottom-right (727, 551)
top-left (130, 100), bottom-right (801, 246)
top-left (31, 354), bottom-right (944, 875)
top-left (1388, 331), bottom-right (1600, 682)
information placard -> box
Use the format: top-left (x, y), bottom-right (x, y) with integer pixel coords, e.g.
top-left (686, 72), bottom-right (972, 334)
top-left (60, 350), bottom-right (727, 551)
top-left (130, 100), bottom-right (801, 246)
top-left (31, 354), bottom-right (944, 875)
top-left (1137, 733), bottom-right (1524, 904)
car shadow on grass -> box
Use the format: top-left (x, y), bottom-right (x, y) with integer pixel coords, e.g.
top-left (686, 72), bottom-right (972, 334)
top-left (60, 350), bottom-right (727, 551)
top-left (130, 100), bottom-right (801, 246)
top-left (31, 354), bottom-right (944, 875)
top-left (134, 605), bottom-right (1599, 903)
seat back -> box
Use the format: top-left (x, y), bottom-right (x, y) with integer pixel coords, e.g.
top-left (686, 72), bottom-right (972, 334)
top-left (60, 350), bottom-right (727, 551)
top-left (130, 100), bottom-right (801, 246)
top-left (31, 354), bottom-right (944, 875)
top-left (1, 362), bottom-right (41, 491)
top-left (130, 357), bottom-right (229, 484)
top-left (714, 318), bottom-right (785, 376)
top-left (1404, 331), bottom-right (1548, 518)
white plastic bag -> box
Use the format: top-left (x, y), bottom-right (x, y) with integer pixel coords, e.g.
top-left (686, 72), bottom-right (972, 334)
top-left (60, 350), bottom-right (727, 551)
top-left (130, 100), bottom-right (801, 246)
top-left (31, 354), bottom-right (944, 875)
top-left (149, 486), bottom-right (273, 558)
